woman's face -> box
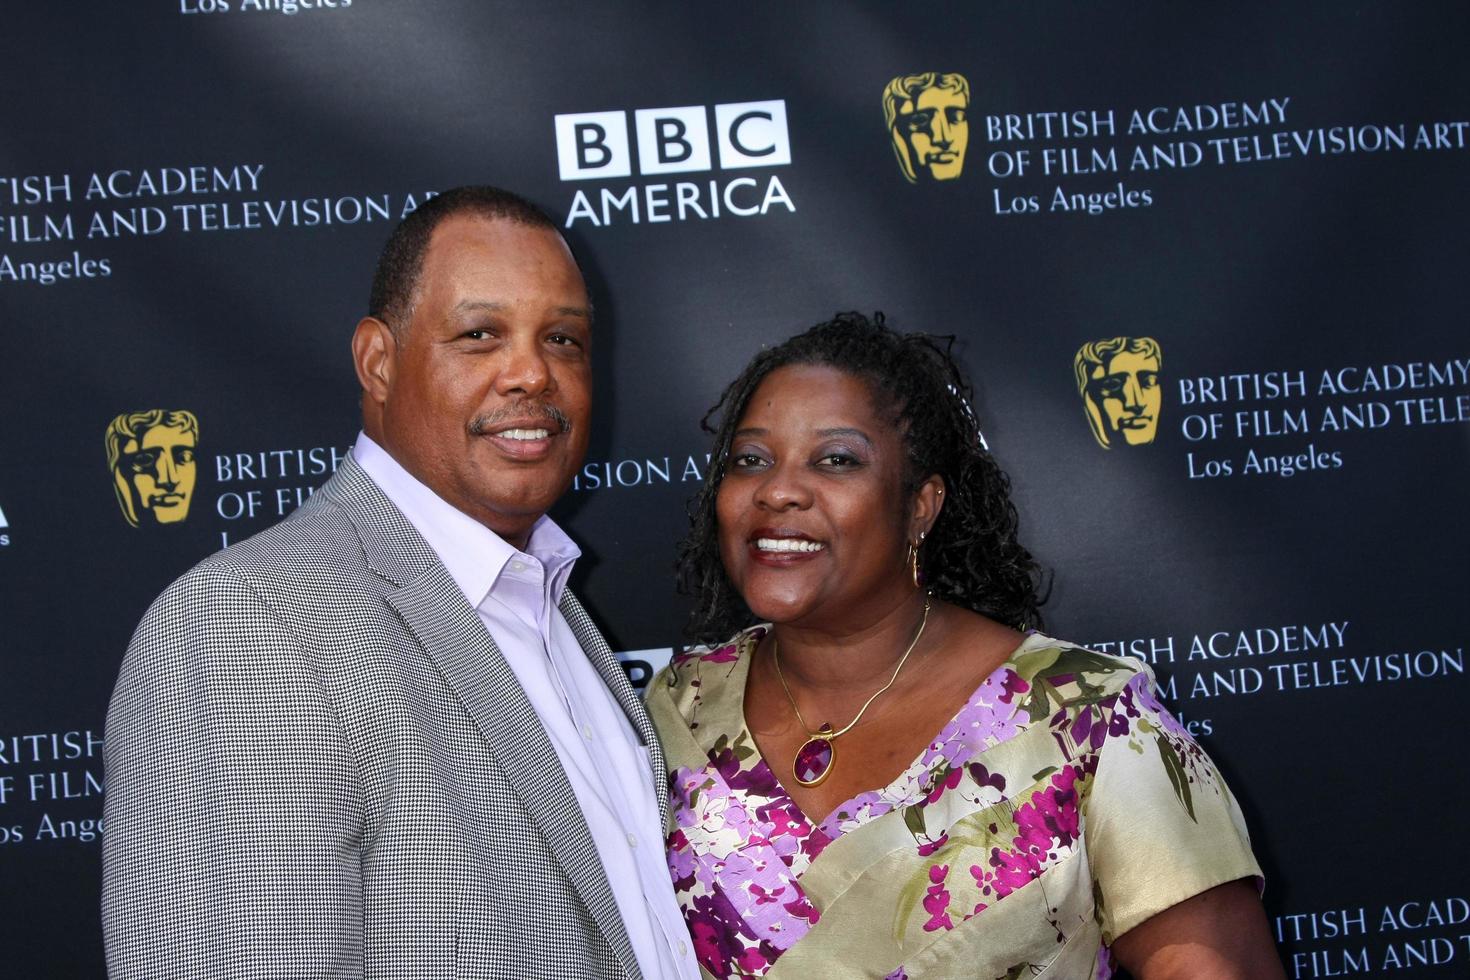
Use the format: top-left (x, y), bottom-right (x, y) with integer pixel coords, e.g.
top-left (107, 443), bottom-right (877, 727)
top-left (716, 363), bottom-right (930, 630)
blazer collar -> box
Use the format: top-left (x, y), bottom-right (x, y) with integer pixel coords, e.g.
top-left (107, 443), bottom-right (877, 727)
top-left (316, 453), bottom-right (441, 589)
top-left (320, 455), bottom-right (667, 796)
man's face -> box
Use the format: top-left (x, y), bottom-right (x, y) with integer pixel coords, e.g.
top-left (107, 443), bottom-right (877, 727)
top-left (374, 215), bottom-right (592, 543)
top-left (900, 85), bottom-right (969, 180)
top-left (119, 424), bottom-right (197, 523)
top-left (1087, 351), bottom-right (1162, 445)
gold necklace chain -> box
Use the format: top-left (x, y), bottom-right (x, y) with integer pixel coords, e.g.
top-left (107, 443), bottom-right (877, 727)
top-left (772, 598), bottom-right (931, 740)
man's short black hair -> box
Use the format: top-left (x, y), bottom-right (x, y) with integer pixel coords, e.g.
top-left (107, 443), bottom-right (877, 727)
top-left (367, 186), bottom-right (563, 337)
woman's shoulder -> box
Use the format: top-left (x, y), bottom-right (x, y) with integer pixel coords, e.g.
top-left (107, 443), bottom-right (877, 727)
top-left (646, 624), bottom-right (767, 721)
top-left (1007, 632), bottom-right (1158, 705)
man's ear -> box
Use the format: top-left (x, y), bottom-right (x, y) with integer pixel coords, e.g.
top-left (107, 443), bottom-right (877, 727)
top-left (352, 317), bottom-right (396, 406)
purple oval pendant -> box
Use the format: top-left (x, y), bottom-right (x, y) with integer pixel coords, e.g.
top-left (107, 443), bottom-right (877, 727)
top-left (793, 728), bottom-right (836, 788)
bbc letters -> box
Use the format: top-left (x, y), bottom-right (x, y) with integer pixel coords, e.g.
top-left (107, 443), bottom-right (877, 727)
top-left (555, 100), bottom-right (796, 227)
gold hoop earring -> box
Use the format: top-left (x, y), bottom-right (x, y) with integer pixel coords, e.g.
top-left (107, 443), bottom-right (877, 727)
top-left (908, 531), bottom-right (925, 589)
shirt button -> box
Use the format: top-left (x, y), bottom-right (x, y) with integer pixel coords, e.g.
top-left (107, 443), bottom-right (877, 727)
top-left (510, 560), bottom-right (526, 572)
top-left (626, 832), bottom-right (638, 848)
top-left (678, 940), bottom-right (689, 957)
top-left (581, 724), bottom-right (594, 741)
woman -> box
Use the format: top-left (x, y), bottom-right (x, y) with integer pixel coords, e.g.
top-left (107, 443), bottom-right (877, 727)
top-left (649, 313), bottom-right (1282, 979)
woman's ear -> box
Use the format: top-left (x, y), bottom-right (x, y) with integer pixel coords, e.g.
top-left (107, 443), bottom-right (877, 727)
top-left (910, 474), bottom-right (946, 542)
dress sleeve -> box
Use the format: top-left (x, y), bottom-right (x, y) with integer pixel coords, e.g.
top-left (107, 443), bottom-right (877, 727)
top-left (1083, 670), bottom-right (1263, 943)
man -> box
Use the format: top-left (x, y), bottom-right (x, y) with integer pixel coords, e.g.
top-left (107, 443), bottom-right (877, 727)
top-left (882, 71), bottom-right (971, 182)
top-left (102, 187), bottom-right (698, 979)
top-left (1073, 335), bottom-right (1164, 448)
top-left (104, 408), bottom-right (200, 526)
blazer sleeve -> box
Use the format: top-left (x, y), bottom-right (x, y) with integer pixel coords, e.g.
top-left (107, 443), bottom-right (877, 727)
top-left (102, 560), bottom-right (364, 980)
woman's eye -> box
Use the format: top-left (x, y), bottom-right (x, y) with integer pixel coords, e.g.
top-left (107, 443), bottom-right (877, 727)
top-left (730, 453), bottom-right (767, 469)
top-left (819, 452), bottom-right (860, 468)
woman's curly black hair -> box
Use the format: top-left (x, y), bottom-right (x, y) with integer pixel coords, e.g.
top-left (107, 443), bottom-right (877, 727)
top-left (677, 311), bottom-right (1047, 645)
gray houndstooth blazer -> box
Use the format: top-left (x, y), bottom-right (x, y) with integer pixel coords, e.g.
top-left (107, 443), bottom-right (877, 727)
top-left (102, 454), bottom-right (667, 979)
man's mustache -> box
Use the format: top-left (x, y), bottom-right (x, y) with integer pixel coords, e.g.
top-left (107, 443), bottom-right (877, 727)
top-left (468, 402), bottom-right (572, 436)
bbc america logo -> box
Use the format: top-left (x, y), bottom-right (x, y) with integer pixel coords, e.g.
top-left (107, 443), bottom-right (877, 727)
top-left (554, 100), bottom-right (796, 228)
top-left (555, 101), bottom-right (792, 178)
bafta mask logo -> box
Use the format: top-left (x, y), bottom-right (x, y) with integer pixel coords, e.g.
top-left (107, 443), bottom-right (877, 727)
top-left (883, 72), bottom-right (970, 182)
top-left (1074, 338), bottom-right (1163, 449)
top-left (105, 409), bottom-right (200, 526)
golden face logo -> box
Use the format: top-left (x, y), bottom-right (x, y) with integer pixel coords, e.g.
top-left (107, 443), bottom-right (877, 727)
top-left (883, 72), bottom-right (970, 182)
top-left (105, 410), bottom-right (200, 526)
top-left (1074, 338), bottom-right (1163, 448)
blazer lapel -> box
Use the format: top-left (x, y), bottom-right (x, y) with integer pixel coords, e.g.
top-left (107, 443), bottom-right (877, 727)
top-left (323, 458), bottom-right (641, 979)
top-left (559, 591), bottom-right (671, 831)
top-left (385, 576), bottom-right (639, 978)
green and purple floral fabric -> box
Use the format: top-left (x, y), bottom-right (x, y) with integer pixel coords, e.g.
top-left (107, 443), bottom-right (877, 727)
top-left (647, 629), bottom-right (1262, 980)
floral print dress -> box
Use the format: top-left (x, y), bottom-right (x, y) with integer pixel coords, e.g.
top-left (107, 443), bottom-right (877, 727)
top-left (646, 629), bottom-right (1261, 979)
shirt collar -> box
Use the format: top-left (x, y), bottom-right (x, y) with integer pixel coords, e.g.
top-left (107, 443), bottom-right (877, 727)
top-left (352, 432), bottom-right (580, 609)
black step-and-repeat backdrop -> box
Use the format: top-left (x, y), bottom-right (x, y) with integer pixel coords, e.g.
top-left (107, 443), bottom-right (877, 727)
top-left (3, 4), bottom-right (1468, 976)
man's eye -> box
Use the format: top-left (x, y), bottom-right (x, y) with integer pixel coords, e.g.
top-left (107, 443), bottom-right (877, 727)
top-left (175, 448), bottom-right (196, 464)
top-left (548, 333), bottom-right (582, 347)
top-left (1097, 377), bottom-right (1125, 394)
top-left (908, 110), bottom-right (935, 131)
top-left (463, 329), bottom-right (489, 341)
